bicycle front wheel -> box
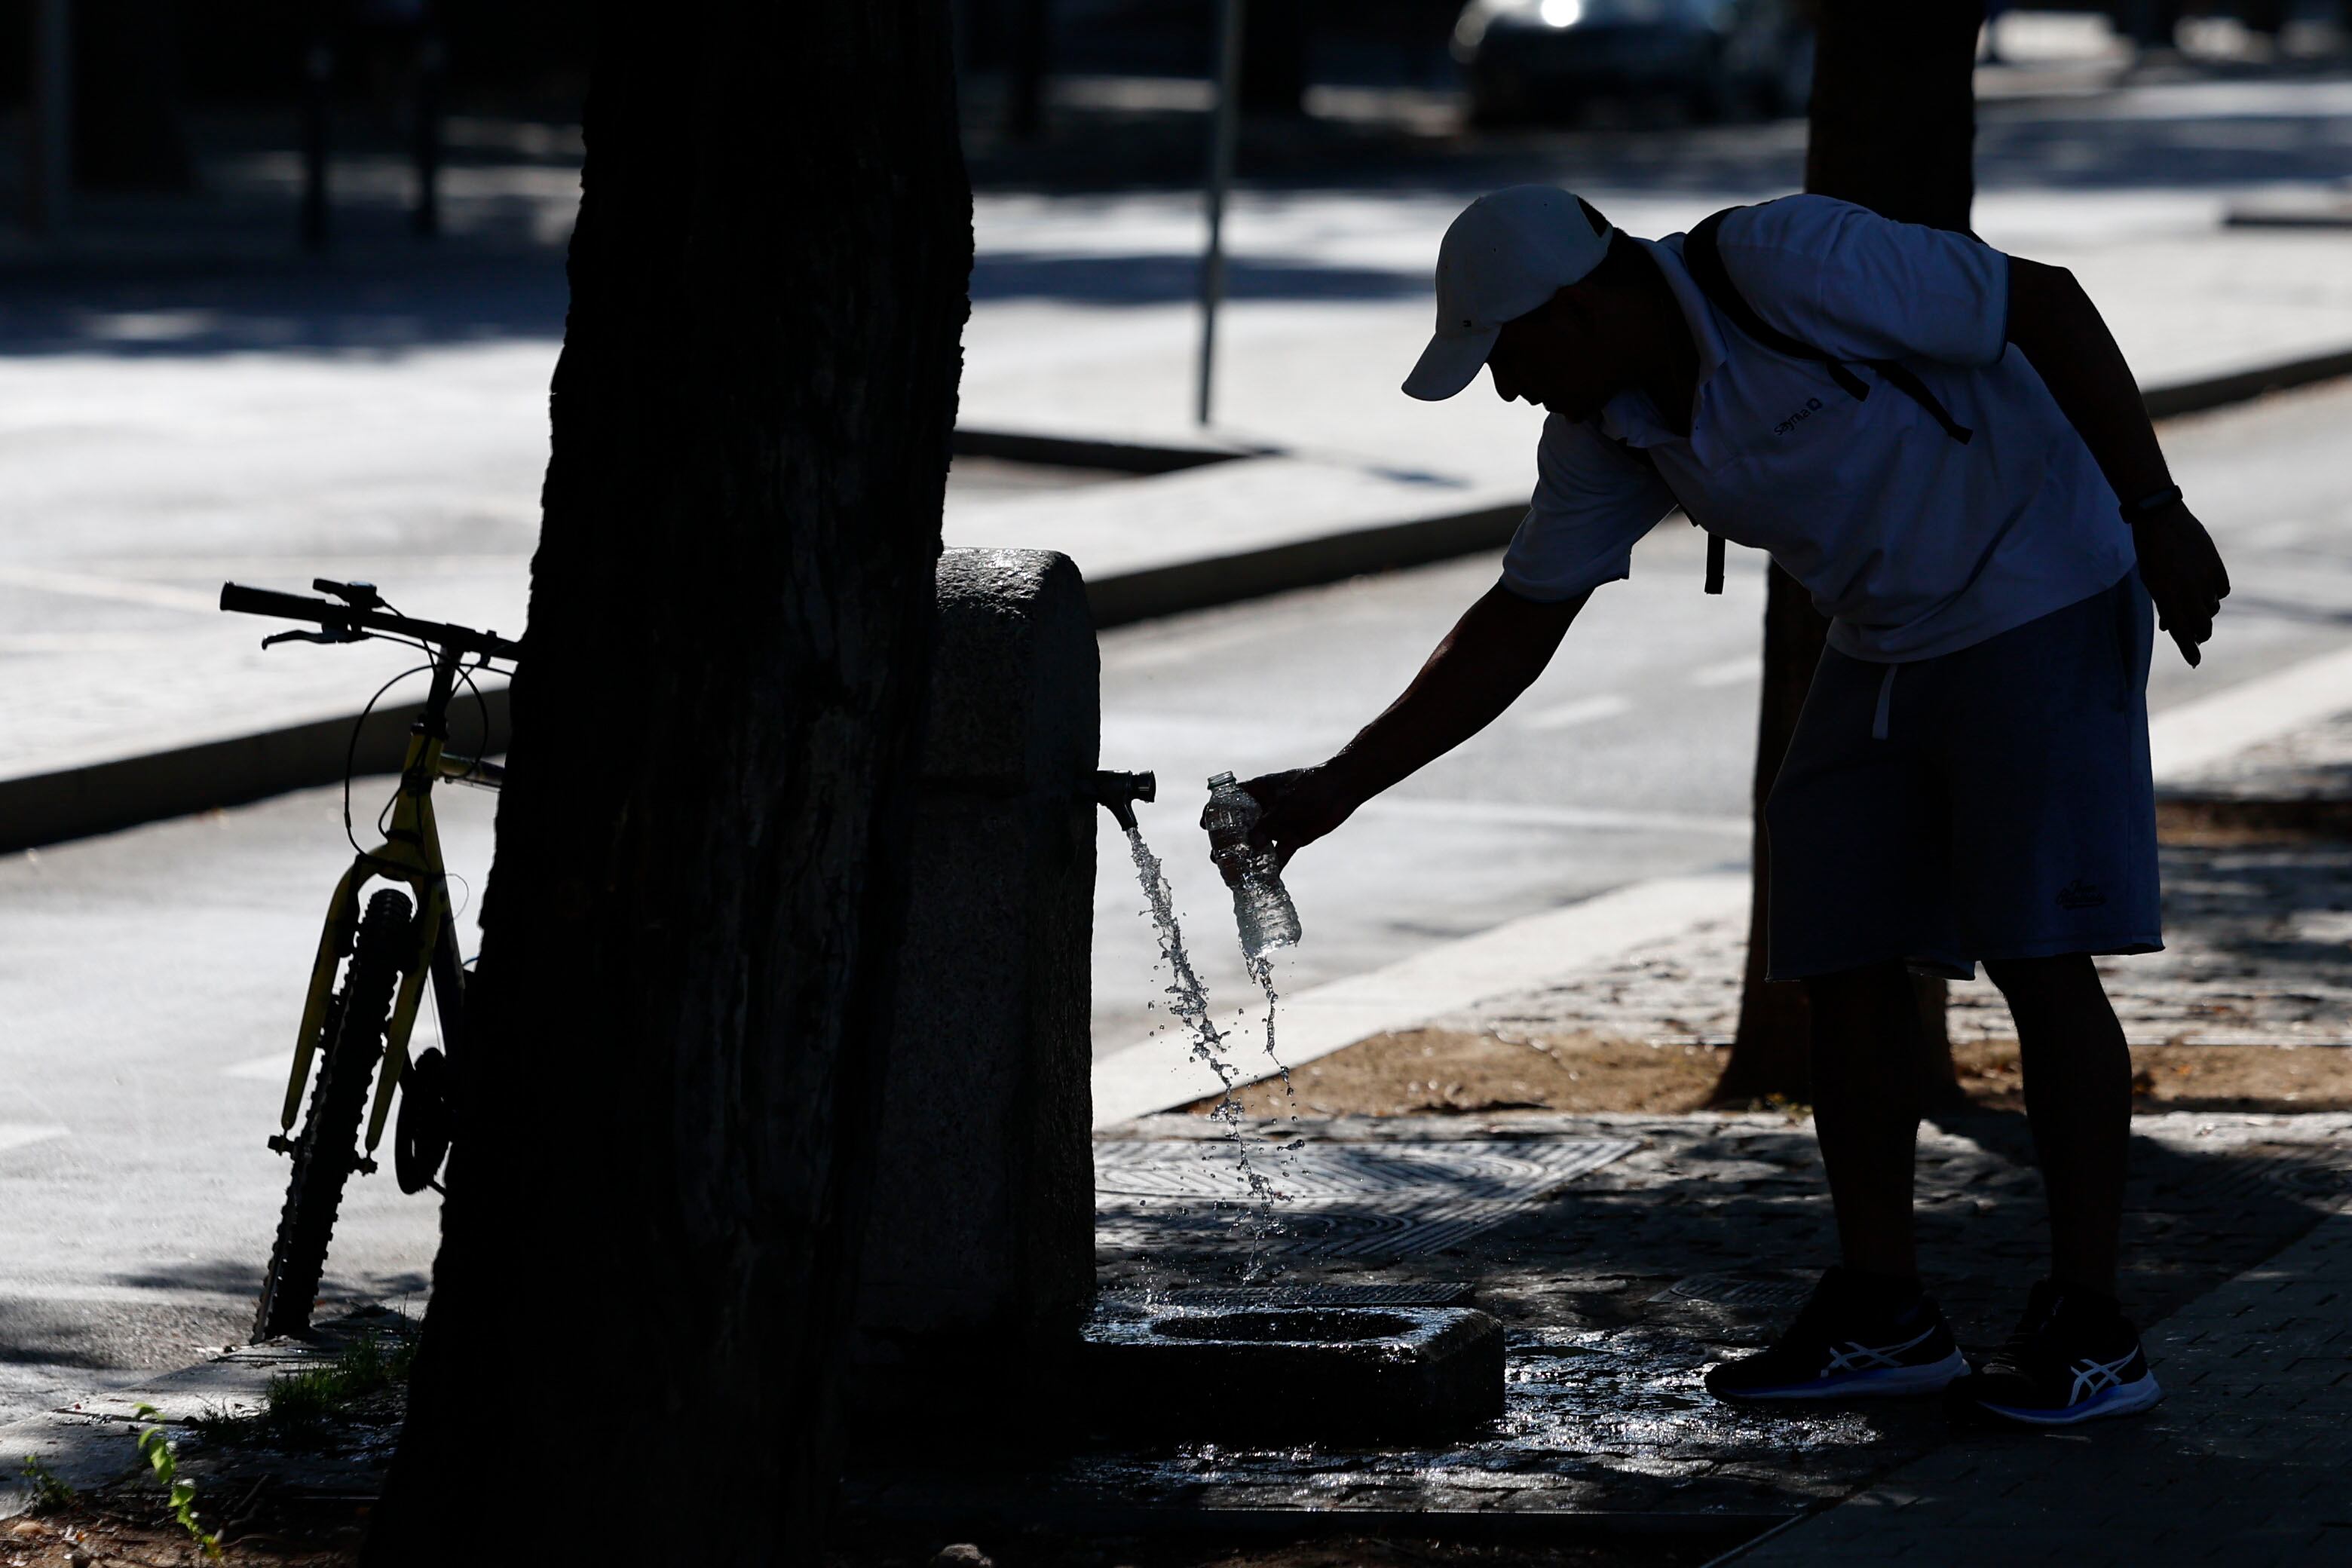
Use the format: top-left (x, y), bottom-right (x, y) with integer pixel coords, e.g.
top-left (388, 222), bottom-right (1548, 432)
top-left (253, 887), bottom-right (412, 1341)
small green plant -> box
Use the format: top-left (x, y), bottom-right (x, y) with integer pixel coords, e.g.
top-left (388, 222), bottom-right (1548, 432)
top-left (17, 1453), bottom-right (75, 1514)
top-left (130, 1403), bottom-right (221, 1559)
top-left (182, 1325), bottom-right (418, 1450)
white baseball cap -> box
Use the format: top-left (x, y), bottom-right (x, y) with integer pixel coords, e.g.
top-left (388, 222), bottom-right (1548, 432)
top-left (1402, 185), bottom-right (1613, 402)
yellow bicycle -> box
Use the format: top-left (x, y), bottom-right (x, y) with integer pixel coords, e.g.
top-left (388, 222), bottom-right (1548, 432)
top-left (220, 580), bottom-right (522, 1339)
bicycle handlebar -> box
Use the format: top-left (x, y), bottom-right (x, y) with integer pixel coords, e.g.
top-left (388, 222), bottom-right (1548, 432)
top-left (219, 582), bottom-right (525, 663)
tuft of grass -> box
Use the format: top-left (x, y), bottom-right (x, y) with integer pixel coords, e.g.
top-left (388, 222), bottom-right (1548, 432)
top-left (18, 1453), bottom-right (75, 1514)
top-left (189, 1327), bottom-right (418, 1450)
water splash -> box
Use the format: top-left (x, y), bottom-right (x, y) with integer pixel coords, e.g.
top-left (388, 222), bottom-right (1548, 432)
top-left (1245, 951), bottom-right (1292, 1095)
top-left (1125, 824), bottom-right (1290, 1277)
top-left (1245, 948), bottom-right (1307, 1198)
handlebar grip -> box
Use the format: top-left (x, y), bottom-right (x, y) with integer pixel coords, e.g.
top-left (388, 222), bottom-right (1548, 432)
top-left (219, 583), bottom-right (350, 623)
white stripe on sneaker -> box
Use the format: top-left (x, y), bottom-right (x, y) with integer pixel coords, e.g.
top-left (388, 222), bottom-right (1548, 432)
top-left (1821, 1321), bottom-right (1943, 1374)
top-left (2066, 1349), bottom-right (2139, 1406)
top-left (1723, 1346), bottom-right (1968, 1401)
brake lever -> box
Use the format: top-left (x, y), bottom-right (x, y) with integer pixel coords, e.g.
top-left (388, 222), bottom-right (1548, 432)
top-left (261, 628), bottom-right (366, 650)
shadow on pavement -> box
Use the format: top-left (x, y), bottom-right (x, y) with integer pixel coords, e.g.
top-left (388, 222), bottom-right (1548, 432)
top-left (0, 256), bottom-right (568, 358)
top-left (953, 1104), bottom-right (2352, 1525)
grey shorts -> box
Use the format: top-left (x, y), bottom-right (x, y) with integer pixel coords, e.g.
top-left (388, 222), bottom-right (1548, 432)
top-left (1765, 569), bottom-right (2161, 982)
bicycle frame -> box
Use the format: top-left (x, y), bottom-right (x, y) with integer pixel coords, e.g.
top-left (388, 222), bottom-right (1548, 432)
top-left (277, 641), bottom-right (488, 1159)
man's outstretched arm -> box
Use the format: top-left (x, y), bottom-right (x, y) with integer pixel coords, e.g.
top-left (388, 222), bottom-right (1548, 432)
top-left (2007, 255), bottom-right (2231, 666)
top-left (1228, 582), bottom-right (1588, 867)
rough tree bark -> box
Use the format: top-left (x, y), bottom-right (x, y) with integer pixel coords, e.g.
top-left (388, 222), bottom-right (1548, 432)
top-left (363, 2), bottom-right (971, 1561)
top-left (1713, 0), bottom-right (1983, 1107)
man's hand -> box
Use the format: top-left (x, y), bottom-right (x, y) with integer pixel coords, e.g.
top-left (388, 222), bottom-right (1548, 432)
top-left (1201, 764), bottom-right (1363, 871)
top-left (2133, 501), bottom-right (2230, 667)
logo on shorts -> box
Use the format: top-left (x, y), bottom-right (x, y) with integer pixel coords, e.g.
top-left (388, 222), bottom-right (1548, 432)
top-left (2056, 879), bottom-right (2108, 911)
top-left (1772, 397), bottom-right (1825, 436)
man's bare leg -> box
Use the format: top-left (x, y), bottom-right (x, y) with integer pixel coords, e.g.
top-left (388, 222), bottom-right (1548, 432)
top-left (1983, 952), bottom-right (2131, 1292)
top-left (1803, 960), bottom-right (1925, 1281)
top-left (1706, 960), bottom-right (1967, 1402)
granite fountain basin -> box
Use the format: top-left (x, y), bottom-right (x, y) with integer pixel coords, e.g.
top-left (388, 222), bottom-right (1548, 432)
top-left (1081, 1303), bottom-right (1505, 1443)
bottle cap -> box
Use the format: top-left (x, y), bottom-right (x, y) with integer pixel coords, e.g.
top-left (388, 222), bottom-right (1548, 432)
top-left (1207, 771), bottom-right (1236, 788)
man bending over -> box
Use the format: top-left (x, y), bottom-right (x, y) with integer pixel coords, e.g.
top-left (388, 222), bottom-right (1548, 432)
top-left (1230, 187), bottom-right (2229, 1427)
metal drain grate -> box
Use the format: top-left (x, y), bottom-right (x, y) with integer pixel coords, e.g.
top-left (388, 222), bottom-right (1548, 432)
top-left (1095, 1137), bottom-right (1637, 1262)
top-left (1131, 1282), bottom-right (1478, 1309)
top-left (1647, 1272), bottom-right (1815, 1311)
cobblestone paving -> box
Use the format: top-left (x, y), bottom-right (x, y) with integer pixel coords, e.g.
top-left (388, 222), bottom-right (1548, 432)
top-left (1448, 837), bottom-right (2352, 1049)
top-left (1022, 728), bottom-right (2352, 1530)
top-left (2176, 706), bottom-right (2352, 801)
top-left (1731, 1194), bottom-right (2352, 1566)
top-left (1034, 1109), bottom-right (2352, 1523)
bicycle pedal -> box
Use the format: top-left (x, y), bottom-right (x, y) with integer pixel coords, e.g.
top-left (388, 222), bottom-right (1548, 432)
top-left (353, 1155), bottom-right (379, 1176)
top-left (267, 1135), bottom-right (296, 1157)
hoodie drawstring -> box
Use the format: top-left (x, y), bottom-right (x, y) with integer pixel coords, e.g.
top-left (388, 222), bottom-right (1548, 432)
top-left (1872, 663), bottom-right (1898, 742)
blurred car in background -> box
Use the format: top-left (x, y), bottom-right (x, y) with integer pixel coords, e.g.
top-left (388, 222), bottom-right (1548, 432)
top-left (1453, 0), bottom-right (1814, 125)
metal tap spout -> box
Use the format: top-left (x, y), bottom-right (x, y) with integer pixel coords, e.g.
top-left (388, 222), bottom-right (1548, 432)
top-left (1090, 770), bottom-right (1156, 832)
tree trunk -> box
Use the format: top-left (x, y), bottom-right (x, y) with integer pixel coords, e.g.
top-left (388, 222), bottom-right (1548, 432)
top-left (364, 2), bottom-right (971, 1561)
top-left (1713, 0), bottom-right (1981, 1107)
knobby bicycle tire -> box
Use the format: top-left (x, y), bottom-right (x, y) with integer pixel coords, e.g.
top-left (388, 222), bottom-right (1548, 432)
top-left (253, 887), bottom-right (412, 1341)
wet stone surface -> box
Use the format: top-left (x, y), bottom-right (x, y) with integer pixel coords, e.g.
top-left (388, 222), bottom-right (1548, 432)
top-left (1083, 1304), bottom-right (1506, 1444)
top-left (950, 1107), bottom-right (2352, 1521)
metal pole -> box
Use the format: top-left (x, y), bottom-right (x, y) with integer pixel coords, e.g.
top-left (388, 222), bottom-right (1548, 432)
top-left (26, 0), bottom-right (70, 237)
top-left (1006, 0), bottom-right (1053, 142)
top-left (1196, 0), bottom-right (1245, 427)
top-left (301, 35), bottom-right (333, 251)
top-left (413, 29), bottom-right (443, 238)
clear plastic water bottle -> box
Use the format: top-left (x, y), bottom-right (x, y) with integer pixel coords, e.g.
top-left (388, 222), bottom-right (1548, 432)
top-left (1205, 771), bottom-right (1303, 960)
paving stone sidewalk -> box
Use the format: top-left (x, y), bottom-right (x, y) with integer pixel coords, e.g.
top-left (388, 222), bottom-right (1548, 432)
top-left (1726, 1197), bottom-right (2352, 1566)
top-left (862, 1104), bottom-right (2352, 1536)
top-left (1438, 708), bottom-right (2352, 1058)
top-left (981, 712), bottom-right (2352, 1540)
top-left (1451, 835), bottom-right (2352, 1054)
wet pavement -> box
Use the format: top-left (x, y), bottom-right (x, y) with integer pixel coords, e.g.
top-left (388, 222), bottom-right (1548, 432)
top-left (847, 681), bottom-right (2352, 1547)
top-left (847, 1106), bottom-right (2352, 1537)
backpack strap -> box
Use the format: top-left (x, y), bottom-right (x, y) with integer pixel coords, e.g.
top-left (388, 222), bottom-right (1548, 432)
top-left (1613, 436), bottom-right (1726, 596)
top-left (1618, 203), bottom-right (1980, 598)
top-left (1683, 204), bottom-right (1974, 446)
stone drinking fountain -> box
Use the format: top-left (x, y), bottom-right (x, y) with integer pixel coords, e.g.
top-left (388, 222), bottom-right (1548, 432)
top-left (851, 547), bottom-right (1502, 1444)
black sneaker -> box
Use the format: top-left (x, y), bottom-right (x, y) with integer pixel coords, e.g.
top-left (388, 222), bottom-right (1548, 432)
top-left (1704, 1266), bottom-right (1967, 1404)
top-left (1947, 1279), bottom-right (2163, 1428)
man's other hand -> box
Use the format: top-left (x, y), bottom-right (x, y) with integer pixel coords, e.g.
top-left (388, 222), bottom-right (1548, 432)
top-left (2134, 502), bottom-right (2230, 667)
top-left (1200, 765), bottom-right (1361, 871)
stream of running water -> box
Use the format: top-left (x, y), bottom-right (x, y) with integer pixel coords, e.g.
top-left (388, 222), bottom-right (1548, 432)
top-left (1123, 824), bottom-right (1300, 1279)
